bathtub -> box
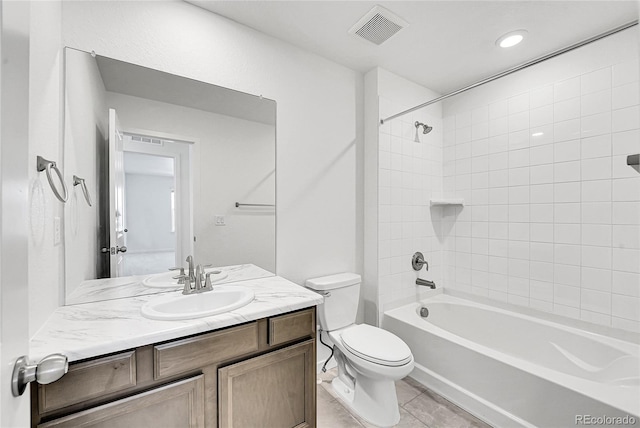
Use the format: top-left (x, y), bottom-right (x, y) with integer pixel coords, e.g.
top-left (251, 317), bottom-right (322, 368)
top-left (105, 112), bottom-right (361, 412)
top-left (384, 294), bottom-right (640, 428)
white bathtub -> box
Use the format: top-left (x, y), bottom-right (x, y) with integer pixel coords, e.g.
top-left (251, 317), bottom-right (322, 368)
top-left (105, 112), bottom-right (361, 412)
top-left (384, 294), bottom-right (640, 428)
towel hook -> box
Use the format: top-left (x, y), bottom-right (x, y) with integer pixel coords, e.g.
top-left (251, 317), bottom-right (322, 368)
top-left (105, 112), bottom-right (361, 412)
top-left (36, 156), bottom-right (68, 203)
top-left (73, 175), bottom-right (92, 207)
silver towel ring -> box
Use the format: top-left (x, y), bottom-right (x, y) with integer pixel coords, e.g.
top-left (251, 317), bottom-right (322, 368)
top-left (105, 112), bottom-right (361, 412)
top-left (73, 175), bottom-right (92, 207)
top-left (36, 156), bottom-right (68, 203)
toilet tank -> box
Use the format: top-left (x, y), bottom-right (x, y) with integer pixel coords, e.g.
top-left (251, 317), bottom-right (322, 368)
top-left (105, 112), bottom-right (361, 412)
top-left (305, 273), bottom-right (361, 331)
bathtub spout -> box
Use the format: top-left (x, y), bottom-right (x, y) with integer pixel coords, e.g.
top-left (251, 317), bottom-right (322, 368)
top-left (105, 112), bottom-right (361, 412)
top-left (416, 278), bottom-right (436, 289)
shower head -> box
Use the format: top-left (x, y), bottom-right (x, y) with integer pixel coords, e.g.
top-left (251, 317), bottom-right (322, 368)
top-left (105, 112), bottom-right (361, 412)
top-left (414, 121), bottom-right (433, 142)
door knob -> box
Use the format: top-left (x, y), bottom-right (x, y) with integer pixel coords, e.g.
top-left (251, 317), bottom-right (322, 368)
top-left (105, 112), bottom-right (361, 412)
top-left (12, 353), bottom-right (68, 396)
top-left (101, 246), bottom-right (127, 254)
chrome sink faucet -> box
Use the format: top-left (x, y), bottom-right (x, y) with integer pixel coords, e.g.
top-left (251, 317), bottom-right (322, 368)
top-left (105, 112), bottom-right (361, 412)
top-left (202, 271), bottom-right (214, 292)
top-left (186, 255), bottom-right (195, 282)
top-left (194, 265), bottom-right (215, 293)
top-left (194, 265), bottom-right (204, 292)
top-left (180, 264), bottom-right (215, 294)
top-left (179, 275), bottom-right (194, 295)
top-left (169, 266), bottom-right (186, 284)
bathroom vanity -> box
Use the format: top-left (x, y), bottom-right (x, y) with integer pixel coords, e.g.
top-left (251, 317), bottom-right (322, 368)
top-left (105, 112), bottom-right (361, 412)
top-left (29, 275), bottom-right (322, 428)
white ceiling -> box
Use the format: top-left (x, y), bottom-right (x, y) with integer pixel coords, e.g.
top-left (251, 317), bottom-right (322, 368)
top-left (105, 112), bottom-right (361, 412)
top-left (188, 1), bottom-right (639, 94)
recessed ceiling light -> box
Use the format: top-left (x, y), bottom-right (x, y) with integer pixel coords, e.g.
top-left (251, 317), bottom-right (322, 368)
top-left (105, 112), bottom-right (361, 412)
top-left (496, 30), bottom-right (528, 48)
top-left (531, 132), bottom-right (544, 137)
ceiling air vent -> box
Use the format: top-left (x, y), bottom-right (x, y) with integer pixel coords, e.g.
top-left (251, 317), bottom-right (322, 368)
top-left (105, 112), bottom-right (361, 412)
top-left (349, 5), bottom-right (408, 46)
top-left (125, 133), bottom-right (171, 146)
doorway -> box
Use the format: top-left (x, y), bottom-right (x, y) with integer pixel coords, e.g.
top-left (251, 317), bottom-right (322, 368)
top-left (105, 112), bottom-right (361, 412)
top-left (121, 132), bottom-right (192, 276)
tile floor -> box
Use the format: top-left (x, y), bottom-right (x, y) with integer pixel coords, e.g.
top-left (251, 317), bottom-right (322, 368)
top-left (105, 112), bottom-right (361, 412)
top-left (317, 368), bottom-right (492, 428)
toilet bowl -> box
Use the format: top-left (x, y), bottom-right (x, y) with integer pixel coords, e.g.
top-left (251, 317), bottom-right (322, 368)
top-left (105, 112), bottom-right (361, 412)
top-left (328, 324), bottom-right (414, 427)
top-left (305, 273), bottom-right (414, 427)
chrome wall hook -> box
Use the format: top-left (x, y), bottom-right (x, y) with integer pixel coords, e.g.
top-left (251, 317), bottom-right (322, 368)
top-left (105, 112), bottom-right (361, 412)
top-left (73, 175), bottom-right (92, 207)
top-left (37, 156), bottom-right (68, 203)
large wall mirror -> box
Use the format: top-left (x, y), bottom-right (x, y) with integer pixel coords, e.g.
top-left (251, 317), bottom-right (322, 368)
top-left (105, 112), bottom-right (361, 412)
top-left (64, 47), bottom-right (276, 305)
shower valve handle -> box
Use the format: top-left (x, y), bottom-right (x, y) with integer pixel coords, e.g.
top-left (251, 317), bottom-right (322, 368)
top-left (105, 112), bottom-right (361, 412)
top-left (412, 252), bottom-right (428, 271)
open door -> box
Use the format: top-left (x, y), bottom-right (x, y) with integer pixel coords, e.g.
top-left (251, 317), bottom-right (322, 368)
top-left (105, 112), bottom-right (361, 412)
top-left (108, 108), bottom-right (127, 277)
top-left (1, 1), bottom-right (33, 425)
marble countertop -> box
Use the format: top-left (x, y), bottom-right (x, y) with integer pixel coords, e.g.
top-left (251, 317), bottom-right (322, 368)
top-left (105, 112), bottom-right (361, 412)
top-left (66, 264), bottom-right (274, 305)
top-left (30, 275), bottom-right (323, 362)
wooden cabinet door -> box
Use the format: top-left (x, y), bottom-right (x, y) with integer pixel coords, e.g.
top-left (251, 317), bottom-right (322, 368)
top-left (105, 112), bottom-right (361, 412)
top-left (38, 375), bottom-right (204, 428)
top-left (218, 340), bottom-right (316, 428)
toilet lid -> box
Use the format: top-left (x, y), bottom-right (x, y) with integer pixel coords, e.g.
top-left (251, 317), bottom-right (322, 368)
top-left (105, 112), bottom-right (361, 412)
top-left (340, 324), bottom-right (412, 367)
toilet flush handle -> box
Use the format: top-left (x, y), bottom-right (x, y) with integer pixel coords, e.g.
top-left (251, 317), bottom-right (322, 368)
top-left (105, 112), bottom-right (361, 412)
top-left (305, 287), bottom-right (331, 298)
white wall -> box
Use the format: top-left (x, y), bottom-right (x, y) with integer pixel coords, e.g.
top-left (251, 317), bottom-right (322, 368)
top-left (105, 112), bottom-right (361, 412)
top-left (63, 49), bottom-right (108, 299)
top-left (28, 0), bottom-right (63, 336)
top-left (108, 91), bottom-right (276, 271)
top-left (441, 28), bottom-right (640, 333)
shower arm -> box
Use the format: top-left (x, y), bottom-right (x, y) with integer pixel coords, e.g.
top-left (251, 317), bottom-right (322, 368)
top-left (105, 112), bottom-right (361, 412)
top-left (380, 20), bottom-right (638, 125)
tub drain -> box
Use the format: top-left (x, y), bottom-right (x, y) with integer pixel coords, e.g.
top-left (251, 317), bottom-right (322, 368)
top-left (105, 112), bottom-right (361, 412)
top-left (420, 307), bottom-right (429, 318)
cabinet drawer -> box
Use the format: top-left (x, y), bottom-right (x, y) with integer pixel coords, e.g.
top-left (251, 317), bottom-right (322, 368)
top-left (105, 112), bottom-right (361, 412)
top-left (268, 307), bottom-right (315, 347)
top-left (38, 375), bottom-right (204, 428)
top-left (38, 351), bottom-right (136, 414)
top-left (154, 322), bottom-right (258, 379)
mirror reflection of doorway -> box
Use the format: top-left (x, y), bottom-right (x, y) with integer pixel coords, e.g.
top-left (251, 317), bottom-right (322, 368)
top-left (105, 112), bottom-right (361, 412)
top-left (118, 132), bottom-right (192, 276)
top-left (122, 151), bottom-right (176, 275)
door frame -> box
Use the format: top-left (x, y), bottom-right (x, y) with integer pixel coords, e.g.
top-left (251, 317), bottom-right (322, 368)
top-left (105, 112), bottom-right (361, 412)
top-left (108, 109), bottom-right (126, 277)
top-left (122, 127), bottom-right (194, 268)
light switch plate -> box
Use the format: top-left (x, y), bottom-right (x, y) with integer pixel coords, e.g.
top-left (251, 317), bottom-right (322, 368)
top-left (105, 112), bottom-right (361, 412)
top-left (214, 215), bottom-right (226, 226)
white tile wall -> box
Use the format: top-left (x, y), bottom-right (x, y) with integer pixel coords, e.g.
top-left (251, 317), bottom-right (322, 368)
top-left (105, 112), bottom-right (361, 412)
top-left (378, 97), bottom-right (443, 312)
top-left (442, 59), bottom-right (640, 333)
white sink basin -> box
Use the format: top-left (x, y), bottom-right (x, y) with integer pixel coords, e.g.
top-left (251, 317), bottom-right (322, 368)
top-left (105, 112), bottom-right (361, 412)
top-left (142, 269), bottom-right (229, 289)
top-left (141, 286), bottom-right (254, 320)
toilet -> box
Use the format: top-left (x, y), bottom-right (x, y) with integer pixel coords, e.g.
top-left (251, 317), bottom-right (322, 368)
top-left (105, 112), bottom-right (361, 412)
top-left (306, 273), bottom-right (414, 427)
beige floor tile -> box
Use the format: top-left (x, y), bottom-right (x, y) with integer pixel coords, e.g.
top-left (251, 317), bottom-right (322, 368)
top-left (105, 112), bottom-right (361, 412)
top-left (402, 391), bottom-right (446, 427)
top-left (317, 386), bottom-right (364, 428)
top-left (403, 376), bottom-right (429, 393)
top-left (421, 389), bottom-right (491, 428)
top-left (403, 390), bottom-right (492, 428)
top-left (352, 407), bottom-right (429, 428)
top-left (395, 408), bottom-right (430, 428)
top-left (395, 377), bottom-right (423, 405)
top-left (316, 371), bottom-right (490, 428)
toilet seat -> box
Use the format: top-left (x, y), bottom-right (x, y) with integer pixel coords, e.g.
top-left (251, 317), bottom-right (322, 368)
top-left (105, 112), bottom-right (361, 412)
top-left (340, 324), bottom-right (412, 367)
